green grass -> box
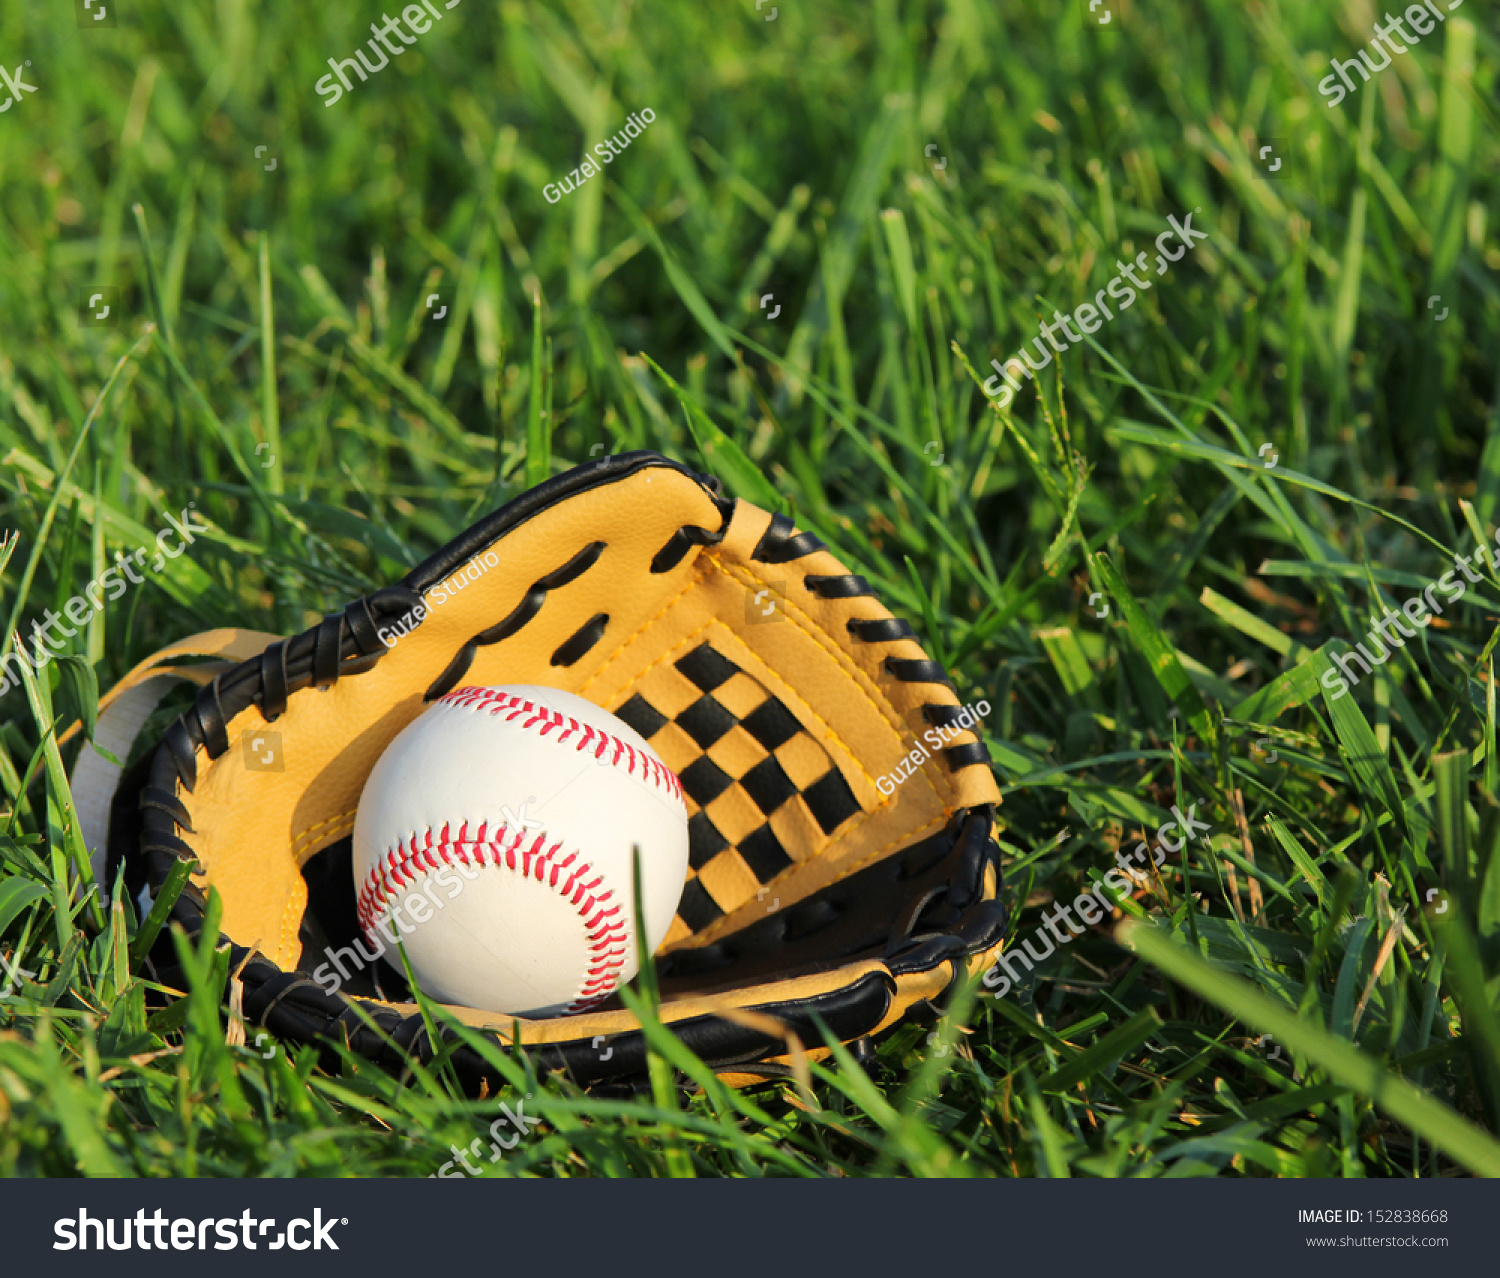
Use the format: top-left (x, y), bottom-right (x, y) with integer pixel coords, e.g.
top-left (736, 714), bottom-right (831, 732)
top-left (2, 0), bottom-right (1500, 1176)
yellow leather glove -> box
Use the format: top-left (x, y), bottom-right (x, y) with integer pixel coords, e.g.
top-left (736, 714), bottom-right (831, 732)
top-left (101, 452), bottom-right (1004, 1088)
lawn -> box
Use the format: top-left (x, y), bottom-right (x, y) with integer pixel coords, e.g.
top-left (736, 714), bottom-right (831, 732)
top-left (1, 0), bottom-right (1499, 1176)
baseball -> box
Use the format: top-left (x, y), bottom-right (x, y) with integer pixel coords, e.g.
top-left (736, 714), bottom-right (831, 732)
top-left (351, 685), bottom-right (688, 1018)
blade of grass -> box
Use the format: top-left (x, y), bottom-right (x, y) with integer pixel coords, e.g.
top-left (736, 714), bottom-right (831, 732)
top-left (1122, 919), bottom-right (1500, 1177)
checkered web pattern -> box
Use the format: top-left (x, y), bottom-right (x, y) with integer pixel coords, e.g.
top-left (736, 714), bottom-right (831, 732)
top-left (613, 641), bottom-right (862, 937)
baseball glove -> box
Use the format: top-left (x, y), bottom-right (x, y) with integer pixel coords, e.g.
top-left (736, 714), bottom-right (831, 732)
top-left (83, 451), bottom-right (1005, 1089)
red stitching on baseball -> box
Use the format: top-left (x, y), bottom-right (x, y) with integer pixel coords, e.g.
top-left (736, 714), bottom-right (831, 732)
top-left (438, 687), bottom-right (685, 805)
top-left (356, 823), bottom-right (629, 1015)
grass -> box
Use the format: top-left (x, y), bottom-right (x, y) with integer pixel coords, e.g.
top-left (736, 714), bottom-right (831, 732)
top-left (1, 0), bottom-right (1499, 1177)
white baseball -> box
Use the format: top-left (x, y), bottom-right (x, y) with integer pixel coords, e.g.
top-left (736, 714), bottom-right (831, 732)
top-left (351, 685), bottom-right (688, 1018)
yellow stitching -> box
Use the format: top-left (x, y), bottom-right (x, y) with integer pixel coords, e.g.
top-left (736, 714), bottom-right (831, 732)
top-left (278, 884), bottom-right (302, 968)
top-left (710, 555), bottom-right (958, 808)
top-left (291, 810), bottom-right (357, 862)
top-left (834, 806), bottom-right (953, 881)
top-left (737, 550), bottom-right (986, 807)
top-left (710, 557), bottom-right (914, 772)
top-left (596, 602), bottom-right (881, 796)
top-left (684, 806), bottom-right (953, 947)
top-left (577, 557), bottom-right (710, 697)
top-left (714, 553), bottom-right (962, 814)
top-left (619, 613), bottom-right (721, 684)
